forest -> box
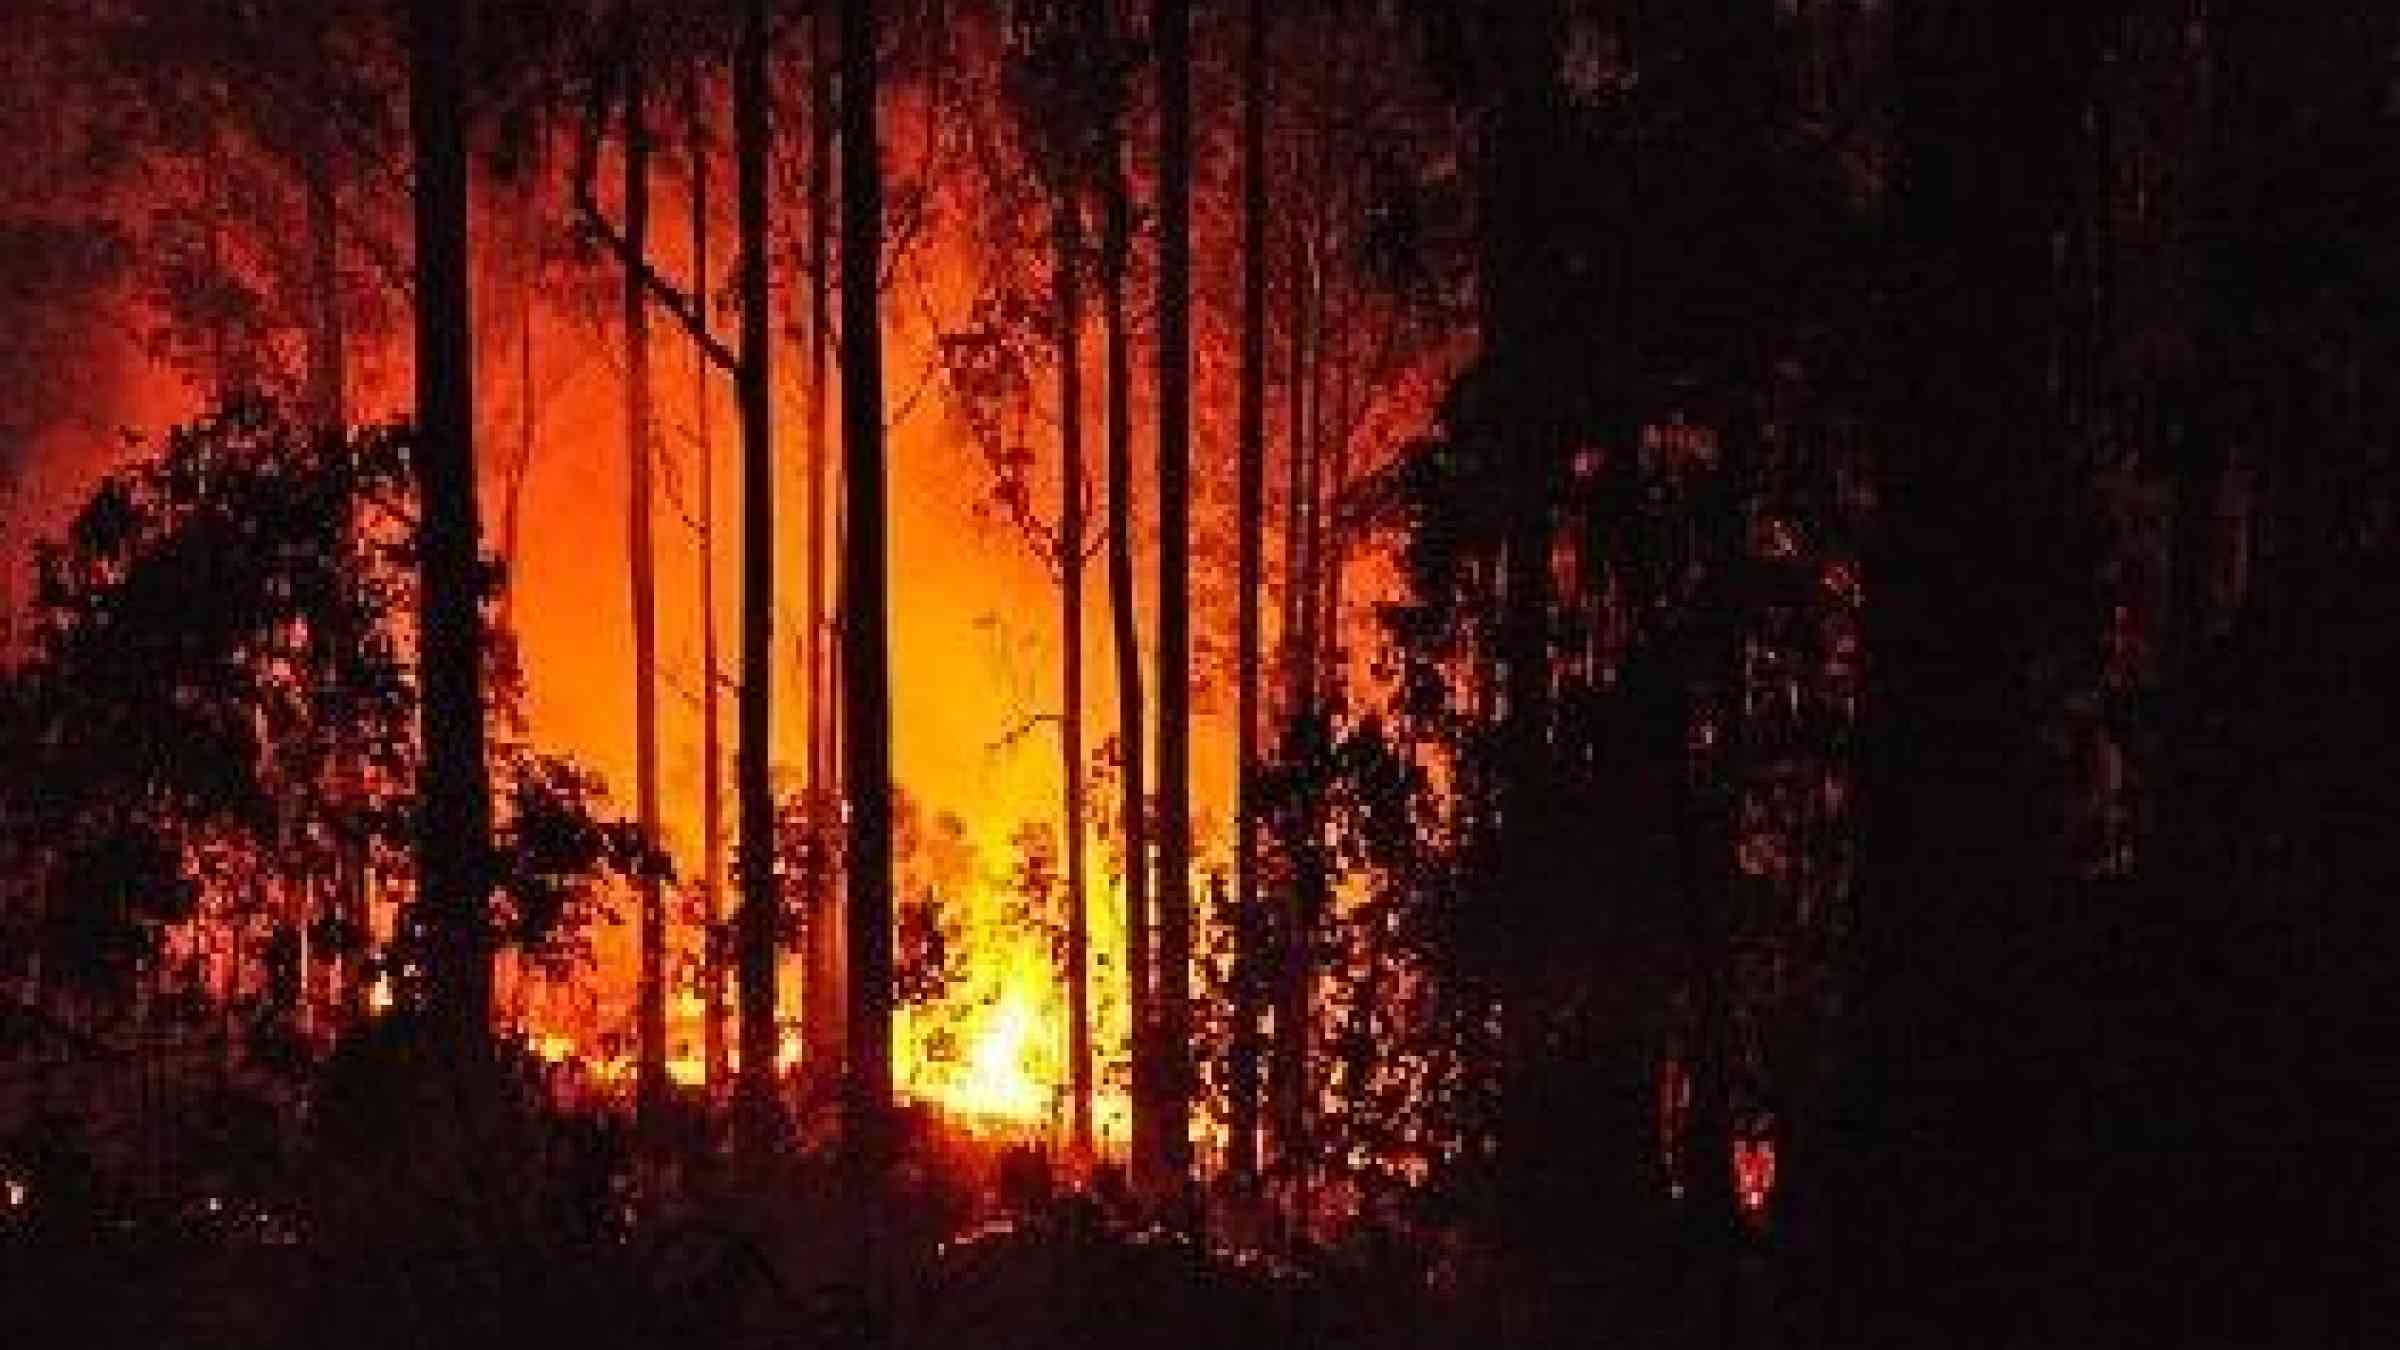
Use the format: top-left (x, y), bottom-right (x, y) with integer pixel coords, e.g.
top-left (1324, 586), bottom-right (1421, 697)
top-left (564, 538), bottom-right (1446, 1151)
top-left (0, 1), bottom-right (2388, 1346)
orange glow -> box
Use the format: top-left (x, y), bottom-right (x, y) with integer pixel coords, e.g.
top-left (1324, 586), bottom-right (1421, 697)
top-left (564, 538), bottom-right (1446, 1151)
top-left (5, 85), bottom-right (1443, 1150)
top-left (948, 988), bottom-right (1045, 1121)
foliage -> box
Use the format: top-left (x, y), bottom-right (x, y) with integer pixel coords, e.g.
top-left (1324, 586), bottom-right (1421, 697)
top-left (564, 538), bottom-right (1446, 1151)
top-left (1, 401), bottom-right (650, 1008)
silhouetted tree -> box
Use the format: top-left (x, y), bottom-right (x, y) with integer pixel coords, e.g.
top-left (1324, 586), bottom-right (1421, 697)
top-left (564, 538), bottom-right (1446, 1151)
top-left (408, 0), bottom-right (494, 1055)
top-left (733, 0), bottom-right (780, 1155)
top-left (1093, 0), bottom-right (1157, 1197)
top-left (1226, 0), bottom-right (1268, 1190)
top-left (618, 1), bottom-right (670, 1134)
top-left (689, 63), bottom-right (733, 1094)
top-left (840, 0), bottom-right (897, 1191)
top-left (2, 405), bottom-right (654, 1035)
top-left (1152, 0), bottom-right (1195, 1197)
top-left (802, 0), bottom-right (844, 1098)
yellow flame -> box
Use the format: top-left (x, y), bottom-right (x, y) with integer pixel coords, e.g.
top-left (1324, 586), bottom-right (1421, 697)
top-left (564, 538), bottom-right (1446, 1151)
top-left (946, 990), bottom-right (1048, 1122)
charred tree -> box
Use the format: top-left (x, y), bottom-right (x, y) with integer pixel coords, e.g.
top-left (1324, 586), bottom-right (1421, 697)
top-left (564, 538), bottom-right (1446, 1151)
top-left (407, 0), bottom-right (494, 1051)
top-left (734, 0), bottom-right (780, 1152)
top-left (1098, 58), bottom-right (1154, 1189)
top-left (691, 74), bottom-right (730, 1092)
top-left (1227, 0), bottom-right (1269, 1187)
top-left (839, 0), bottom-right (896, 1184)
top-left (1267, 54), bottom-right (1317, 1200)
top-left (1153, 0), bottom-right (1195, 1195)
top-left (622, 12), bottom-right (669, 1134)
top-left (802, 0), bottom-right (845, 1094)
top-left (1057, 192), bottom-right (1093, 1161)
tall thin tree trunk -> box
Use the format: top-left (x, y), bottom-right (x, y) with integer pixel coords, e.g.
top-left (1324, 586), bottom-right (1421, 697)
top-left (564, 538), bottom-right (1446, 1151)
top-left (734, 0), bottom-right (780, 1154)
top-left (408, 0), bottom-right (492, 1051)
top-left (839, 0), bottom-right (895, 1195)
top-left (803, 4), bottom-right (844, 1090)
top-left (1100, 113), bottom-right (1151, 1186)
top-left (1280, 202), bottom-right (1312, 720)
top-left (1280, 67), bottom-right (1355, 1205)
top-left (692, 77), bottom-right (730, 1093)
top-left (624, 19), bottom-right (669, 1133)
top-left (1228, 0), bottom-right (1268, 1187)
top-left (1058, 198), bottom-right (1092, 1162)
top-left (1269, 164), bottom-right (1314, 1190)
top-left (1153, 0), bottom-right (1195, 1196)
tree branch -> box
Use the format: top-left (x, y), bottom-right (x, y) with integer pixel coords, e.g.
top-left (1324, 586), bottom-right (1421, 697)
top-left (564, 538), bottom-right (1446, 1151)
top-left (987, 711), bottom-right (1065, 755)
top-left (573, 41), bottom-right (741, 376)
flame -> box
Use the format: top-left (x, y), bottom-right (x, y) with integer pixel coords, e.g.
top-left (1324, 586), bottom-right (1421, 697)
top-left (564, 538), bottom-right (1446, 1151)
top-left (947, 990), bottom-right (1047, 1122)
top-left (4, 77), bottom-right (1435, 1165)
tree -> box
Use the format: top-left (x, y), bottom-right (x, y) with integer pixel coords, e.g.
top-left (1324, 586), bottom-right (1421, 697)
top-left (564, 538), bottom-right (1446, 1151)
top-left (1093, 0), bottom-right (1154, 1192)
top-left (1253, 3), bottom-right (1466, 1209)
top-left (618, 2), bottom-right (670, 1132)
top-left (839, 0), bottom-right (896, 1188)
top-left (927, 2), bottom-right (1106, 1161)
top-left (732, 0), bottom-right (780, 1153)
top-left (690, 61), bottom-right (732, 1093)
top-left (1054, 129), bottom-right (1094, 1167)
top-left (1227, 0), bottom-right (1268, 1187)
top-left (801, 0), bottom-right (844, 1098)
top-left (88, 0), bottom-right (406, 420)
top-left (408, 0), bottom-right (494, 1055)
top-left (1, 405), bottom-right (653, 1040)
top-left (1152, 0), bottom-right (1195, 1195)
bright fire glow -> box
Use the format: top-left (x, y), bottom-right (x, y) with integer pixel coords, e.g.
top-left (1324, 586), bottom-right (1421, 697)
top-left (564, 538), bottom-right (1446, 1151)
top-left (946, 990), bottom-right (1047, 1122)
top-left (8, 79), bottom-right (1435, 1164)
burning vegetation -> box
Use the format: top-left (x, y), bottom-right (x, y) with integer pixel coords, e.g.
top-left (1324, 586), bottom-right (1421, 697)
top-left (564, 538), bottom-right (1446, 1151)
top-left (0, 2), bottom-right (2387, 1347)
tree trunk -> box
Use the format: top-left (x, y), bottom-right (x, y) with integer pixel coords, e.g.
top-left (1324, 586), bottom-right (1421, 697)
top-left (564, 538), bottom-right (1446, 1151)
top-left (624, 18), bottom-right (669, 1134)
top-left (1057, 199), bottom-right (1093, 1162)
top-left (693, 71), bottom-right (730, 1094)
top-left (1315, 310), bottom-right (1353, 686)
top-left (1281, 212), bottom-right (1308, 724)
top-left (407, 0), bottom-right (492, 1052)
top-left (734, 0), bottom-right (780, 1154)
top-left (803, 3), bottom-right (844, 1092)
top-left (1153, 0), bottom-right (1195, 1197)
top-left (1227, 0), bottom-right (1268, 1188)
top-left (839, 0), bottom-right (894, 1192)
top-left (1100, 111), bottom-right (1151, 1189)
top-left (1269, 157), bottom-right (1311, 1186)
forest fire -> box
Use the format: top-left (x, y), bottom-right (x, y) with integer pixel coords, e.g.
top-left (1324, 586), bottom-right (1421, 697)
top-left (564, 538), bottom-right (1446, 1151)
top-left (1, 2), bottom-right (2382, 1347)
top-left (940, 988), bottom-right (1048, 1124)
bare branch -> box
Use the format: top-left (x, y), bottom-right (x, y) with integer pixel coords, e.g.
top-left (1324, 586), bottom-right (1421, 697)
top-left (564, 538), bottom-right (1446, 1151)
top-left (573, 41), bottom-right (742, 376)
top-left (986, 710), bottom-right (1065, 756)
